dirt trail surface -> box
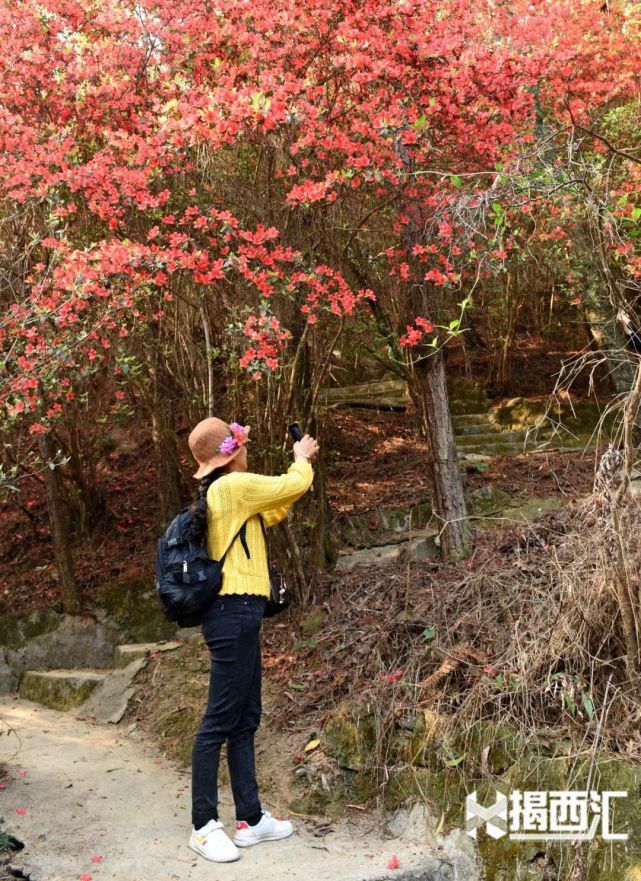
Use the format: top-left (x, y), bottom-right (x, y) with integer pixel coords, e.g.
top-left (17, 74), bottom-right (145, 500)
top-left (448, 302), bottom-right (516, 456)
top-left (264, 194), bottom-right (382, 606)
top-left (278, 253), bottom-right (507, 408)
top-left (0, 697), bottom-right (469, 881)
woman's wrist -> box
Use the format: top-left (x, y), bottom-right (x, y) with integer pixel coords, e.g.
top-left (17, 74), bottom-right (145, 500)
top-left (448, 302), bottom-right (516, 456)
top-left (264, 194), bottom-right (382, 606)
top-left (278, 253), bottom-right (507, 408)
top-left (295, 453), bottom-right (310, 462)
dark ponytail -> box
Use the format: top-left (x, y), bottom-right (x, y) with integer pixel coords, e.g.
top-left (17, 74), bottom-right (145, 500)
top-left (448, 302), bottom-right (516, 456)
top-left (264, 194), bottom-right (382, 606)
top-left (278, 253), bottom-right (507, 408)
top-left (189, 466), bottom-right (226, 544)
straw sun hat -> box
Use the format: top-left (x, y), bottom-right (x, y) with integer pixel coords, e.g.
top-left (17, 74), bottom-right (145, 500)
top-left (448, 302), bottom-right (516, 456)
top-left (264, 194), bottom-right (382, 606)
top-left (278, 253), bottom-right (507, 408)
top-left (188, 417), bottom-right (251, 479)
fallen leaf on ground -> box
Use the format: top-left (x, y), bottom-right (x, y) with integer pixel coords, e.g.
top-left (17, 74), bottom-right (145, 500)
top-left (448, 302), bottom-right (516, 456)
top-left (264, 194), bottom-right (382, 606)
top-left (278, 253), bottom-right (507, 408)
top-left (380, 669), bottom-right (404, 683)
top-left (304, 738), bottom-right (320, 752)
top-left (387, 854), bottom-right (400, 870)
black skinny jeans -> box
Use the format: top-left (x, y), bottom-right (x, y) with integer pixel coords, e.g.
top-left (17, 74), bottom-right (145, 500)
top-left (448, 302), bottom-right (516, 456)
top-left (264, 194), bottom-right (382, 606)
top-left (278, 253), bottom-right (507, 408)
top-left (191, 593), bottom-right (266, 830)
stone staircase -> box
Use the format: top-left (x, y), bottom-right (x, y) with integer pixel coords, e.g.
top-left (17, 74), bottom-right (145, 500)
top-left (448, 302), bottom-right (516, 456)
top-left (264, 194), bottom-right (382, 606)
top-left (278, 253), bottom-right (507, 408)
top-left (18, 640), bottom-right (182, 720)
top-left (321, 379), bottom-right (552, 457)
top-left (453, 413), bottom-right (535, 456)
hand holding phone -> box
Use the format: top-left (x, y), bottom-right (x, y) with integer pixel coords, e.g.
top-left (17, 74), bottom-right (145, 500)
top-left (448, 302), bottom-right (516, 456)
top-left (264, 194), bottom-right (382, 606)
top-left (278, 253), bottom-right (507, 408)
top-left (288, 422), bottom-right (303, 443)
top-left (289, 422), bottom-right (319, 462)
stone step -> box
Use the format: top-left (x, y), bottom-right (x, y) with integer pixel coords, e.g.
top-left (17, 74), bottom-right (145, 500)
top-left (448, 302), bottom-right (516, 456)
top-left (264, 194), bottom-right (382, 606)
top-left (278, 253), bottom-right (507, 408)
top-left (113, 641), bottom-right (182, 668)
top-left (456, 431), bottom-right (526, 448)
top-left (454, 423), bottom-right (502, 436)
top-left (335, 535), bottom-right (438, 571)
top-left (320, 379), bottom-right (409, 410)
top-left (452, 413), bottom-right (492, 427)
top-left (458, 443), bottom-right (525, 456)
top-left (20, 669), bottom-right (107, 711)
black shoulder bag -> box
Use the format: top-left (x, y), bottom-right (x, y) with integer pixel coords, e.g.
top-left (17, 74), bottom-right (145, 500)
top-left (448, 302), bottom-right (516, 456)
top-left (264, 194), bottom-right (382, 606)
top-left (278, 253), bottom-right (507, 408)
top-left (258, 514), bottom-right (291, 618)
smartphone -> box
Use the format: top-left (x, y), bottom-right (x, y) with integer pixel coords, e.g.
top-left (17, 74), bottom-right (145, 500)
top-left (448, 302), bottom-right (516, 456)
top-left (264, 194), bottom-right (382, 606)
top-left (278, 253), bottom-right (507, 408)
top-left (288, 422), bottom-right (303, 443)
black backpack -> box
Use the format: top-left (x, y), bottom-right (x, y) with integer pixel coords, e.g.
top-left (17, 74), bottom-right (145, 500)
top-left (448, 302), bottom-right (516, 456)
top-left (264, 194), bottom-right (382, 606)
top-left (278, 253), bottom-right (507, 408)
top-left (155, 507), bottom-right (251, 628)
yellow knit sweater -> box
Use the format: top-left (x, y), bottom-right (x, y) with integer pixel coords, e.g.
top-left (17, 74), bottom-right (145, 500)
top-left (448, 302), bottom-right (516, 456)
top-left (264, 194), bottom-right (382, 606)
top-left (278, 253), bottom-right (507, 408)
top-left (205, 458), bottom-right (314, 597)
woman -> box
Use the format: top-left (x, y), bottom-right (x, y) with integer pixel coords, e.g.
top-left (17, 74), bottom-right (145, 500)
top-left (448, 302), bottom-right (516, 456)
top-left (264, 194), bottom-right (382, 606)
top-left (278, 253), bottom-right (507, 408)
top-left (186, 416), bottom-right (319, 863)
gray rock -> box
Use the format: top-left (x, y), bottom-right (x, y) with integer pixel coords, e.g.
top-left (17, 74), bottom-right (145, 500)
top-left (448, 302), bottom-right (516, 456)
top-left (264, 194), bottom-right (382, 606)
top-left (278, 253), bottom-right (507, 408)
top-left (407, 536), bottom-right (439, 562)
top-left (20, 669), bottom-right (106, 710)
top-left (76, 658), bottom-right (147, 723)
top-left (336, 534), bottom-right (438, 570)
top-left (339, 501), bottom-right (433, 549)
top-left (0, 656), bottom-right (17, 692)
top-left (386, 803), bottom-right (435, 841)
top-left (336, 542), bottom-right (403, 570)
top-left (176, 625), bottom-right (202, 642)
top-left (468, 486), bottom-right (512, 515)
top-left (0, 613), bottom-right (116, 693)
top-left (113, 641), bottom-right (181, 668)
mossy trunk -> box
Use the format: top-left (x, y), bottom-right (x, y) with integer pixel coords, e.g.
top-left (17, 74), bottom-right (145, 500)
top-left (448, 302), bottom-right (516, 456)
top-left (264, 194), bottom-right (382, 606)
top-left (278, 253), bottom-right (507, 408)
top-left (38, 432), bottom-right (81, 614)
top-left (407, 347), bottom-right (472, 560)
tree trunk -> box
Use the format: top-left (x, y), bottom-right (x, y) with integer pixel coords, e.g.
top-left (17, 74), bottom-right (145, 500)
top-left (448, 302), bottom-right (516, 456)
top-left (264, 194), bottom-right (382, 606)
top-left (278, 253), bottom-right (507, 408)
top-left (38, 432), bottom-right (81, 614)
top-left (282, 333), bottom-right (337, 601)
top-left (407, 346), bottom-right (473, 560)
top-left (394, 132), bottom-right (471, 560)
top-left (59, 421), bottom-right (106, 537)
top-left (303, 411), bottom-right (336, 575)
top-left (584, 304), bottom-right (635, 395)
top-left (147, 342), bottom-right (183, 528)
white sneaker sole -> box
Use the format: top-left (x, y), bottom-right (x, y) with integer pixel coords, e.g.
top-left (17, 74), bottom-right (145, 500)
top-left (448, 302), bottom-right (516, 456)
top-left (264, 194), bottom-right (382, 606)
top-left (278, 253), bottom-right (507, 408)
top-left (189, 838), bottom-right (240, 862)
top-left (234, 827), bottom-right (294, 847)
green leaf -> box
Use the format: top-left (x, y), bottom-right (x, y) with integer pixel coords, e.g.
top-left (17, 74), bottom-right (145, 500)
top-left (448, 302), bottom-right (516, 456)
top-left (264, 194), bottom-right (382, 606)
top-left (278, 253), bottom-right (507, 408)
top-left (582, 693), bottom-right (595, 720)
top-left (443, 753), bottom-right (466, 768)
top-left (449, 174), bottom-right (462, 189)
top-left (421, 626), bottom-right (436, 641)
top-left (288, 681), bottom-right (306, 691)
top-left (631, 207), bottom-right (641, 222)
top-left (563, 692), bottom-right (576, 715)
top-left (491, 201), bottom-right (503, 215)
top-left (448, 319), bottom-right (460, 331)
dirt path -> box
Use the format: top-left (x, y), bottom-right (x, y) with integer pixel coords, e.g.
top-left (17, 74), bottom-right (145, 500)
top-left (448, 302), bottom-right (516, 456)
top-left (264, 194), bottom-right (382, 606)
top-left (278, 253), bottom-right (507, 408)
top-left (0, 696), bottom-right (476, 881)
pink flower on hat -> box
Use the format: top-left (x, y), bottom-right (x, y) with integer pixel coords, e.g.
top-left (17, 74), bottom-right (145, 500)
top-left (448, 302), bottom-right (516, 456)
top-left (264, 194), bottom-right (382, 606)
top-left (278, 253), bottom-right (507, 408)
top-left (219, 422), bottom-right (248, 455)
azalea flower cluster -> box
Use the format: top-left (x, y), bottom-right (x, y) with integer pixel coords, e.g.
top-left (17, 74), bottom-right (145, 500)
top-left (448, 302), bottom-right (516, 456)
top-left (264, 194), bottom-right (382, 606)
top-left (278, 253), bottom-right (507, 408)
top-left (400, 317), bottom-right (435, 348)
top-left (239, 314), bottom-right (292, 376)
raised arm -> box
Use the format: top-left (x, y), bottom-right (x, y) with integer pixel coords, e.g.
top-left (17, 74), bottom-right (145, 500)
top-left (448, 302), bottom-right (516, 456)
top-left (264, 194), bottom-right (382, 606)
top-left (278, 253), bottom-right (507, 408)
top-left (226, 459), bottom-right (314, 519)
top-left (260, 502), bottom-right (292, 528)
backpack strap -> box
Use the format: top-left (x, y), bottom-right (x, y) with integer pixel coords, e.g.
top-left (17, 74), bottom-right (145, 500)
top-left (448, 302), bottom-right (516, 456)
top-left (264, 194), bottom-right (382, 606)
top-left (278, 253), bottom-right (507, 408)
top-left (218, 518), bottom-right (252, 566)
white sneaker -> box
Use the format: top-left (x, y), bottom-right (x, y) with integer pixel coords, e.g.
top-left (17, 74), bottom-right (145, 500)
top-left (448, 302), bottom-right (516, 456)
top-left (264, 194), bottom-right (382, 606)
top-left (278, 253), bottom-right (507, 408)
top-left (189, 819), bottom-right (240, 862)
top-left (233, 810), bottom-right (294, 847)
